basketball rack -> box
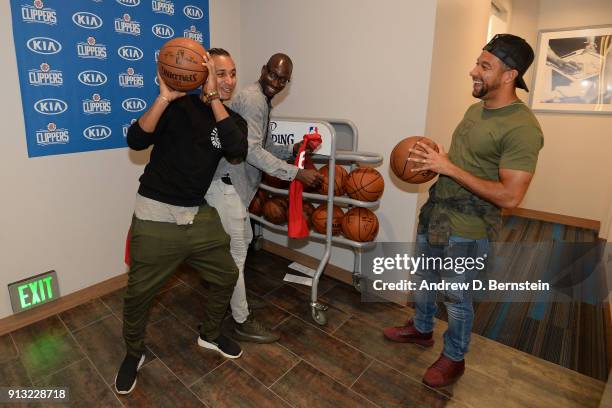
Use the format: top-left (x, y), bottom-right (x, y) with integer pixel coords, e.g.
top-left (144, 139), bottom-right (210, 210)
top-left (249, 117), bottom-right (383, 325)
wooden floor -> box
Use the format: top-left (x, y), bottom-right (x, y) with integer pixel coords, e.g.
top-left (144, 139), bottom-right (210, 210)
top-left (0, 248), bottom-right (607, 407)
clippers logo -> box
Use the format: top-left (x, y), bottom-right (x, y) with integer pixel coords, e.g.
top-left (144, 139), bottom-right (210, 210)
top-left (78, 70), bottom-right (107, 86)
top-left (123, 118), bottom-right (137, 137)
top-left (210, 128), bottom-right (221, 149)
top-left (82, 93), bottom-right (111, 115)
top-left (72, 12), bottom-right (103, 29)
top-left (183, 25), bottom-right (203, 43)
top-left (83, 125), bottom-right (112, 141)
top-left (152, 24), bottom-right (174, 39)
top-left (154, 75), bottom-right (159, 86)
top-left (122, 98), bottom-right (147, 112)
top-left (116, 0), bottom-right (140, 6)
top-left (183, 5), bottom-right (203, 19)
top-left (34, 98), bottom-right (68, 115)
top-left (77, 37), bottom-right (107, 59)
top-left (152, 0), bottom-right (174, 15)
top-left (28, 63), bottom-right (63, 86)
top-left (114, 13), bottom-right (141, 36)
top-left (118, 45), bottom-right (143, 61)
top-left (119, 67), bottom-right (144, 88)
top-left (27, 37), bottom-right (61, 55)
top-left (21, 0), bottom-right (57, 25)
top-left (154, 49), bottom-right (160, 62)
top-left (36, 122), bottom-right (69, 146)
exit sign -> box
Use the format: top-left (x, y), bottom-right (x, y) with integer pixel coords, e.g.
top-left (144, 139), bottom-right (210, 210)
top-left (8, 271), bottom-right (60, 313)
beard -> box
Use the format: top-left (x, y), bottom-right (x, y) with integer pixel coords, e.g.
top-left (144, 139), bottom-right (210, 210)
top-left (472, 77), bottom-right (501, 99)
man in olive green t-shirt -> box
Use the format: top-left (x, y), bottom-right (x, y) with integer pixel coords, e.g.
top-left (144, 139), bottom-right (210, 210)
top-left (384, 34), bottom-right (544, 388)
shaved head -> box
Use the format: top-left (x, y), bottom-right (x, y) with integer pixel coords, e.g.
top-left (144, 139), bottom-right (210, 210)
top-left (259, 53), bottom-right (293, 99)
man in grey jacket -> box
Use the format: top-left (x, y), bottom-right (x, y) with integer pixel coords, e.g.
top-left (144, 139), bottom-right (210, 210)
top-left (205, 53), bottom-right (322, 342)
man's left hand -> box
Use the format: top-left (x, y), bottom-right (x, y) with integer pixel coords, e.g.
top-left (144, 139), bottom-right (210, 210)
top-left (407, 142), bottom-right (456, 176)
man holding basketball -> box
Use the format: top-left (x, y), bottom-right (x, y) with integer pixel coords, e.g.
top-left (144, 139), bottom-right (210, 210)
top-left (384, 34), bottom-right (543, 387)
top-left (116, 49), bottom-right (247, 394)
top-left (204, 53), bottom-right (322, 343)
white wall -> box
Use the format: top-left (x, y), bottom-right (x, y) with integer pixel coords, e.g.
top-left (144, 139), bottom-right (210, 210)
top-left (0, 0), bottom-right (240, 320)
top-left (509, 0), bottom-right (612, 222)
top-left (239, 0), bottom-right (437, 270)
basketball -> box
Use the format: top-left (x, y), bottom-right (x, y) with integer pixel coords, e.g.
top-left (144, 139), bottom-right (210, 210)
top-left (248, 194), bottom-right (265, 216)
top-left (262, 173), bottom-right (290, 191)
top-left (262, 197), bottom-right (287, 224)
top-left (318, 164), bottom-right (348, 196)
top-left (303, 201), bottom-right (316, 229)
top-left (311, 204), bottom-right (344, 235)
top-left (158, 38), bottom-right (208, 92)
top-left (390, 136), bottom-right (439, 184)
top-left (344, 168), bottom-right (384, 202)
top-left (341, 207), bottom-right (379, 242)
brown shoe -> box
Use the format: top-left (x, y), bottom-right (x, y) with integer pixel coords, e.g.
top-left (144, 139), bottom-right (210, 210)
top-left (383, 319), bottom-right (434, 347)
top-left (422, 354), bottom-right (465, 387)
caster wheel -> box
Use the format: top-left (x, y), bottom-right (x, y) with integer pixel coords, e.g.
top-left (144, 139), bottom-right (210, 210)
top-left (250, 236), bottom-right (263, 251)
top-left (312, 309), bottom-right (327, 326)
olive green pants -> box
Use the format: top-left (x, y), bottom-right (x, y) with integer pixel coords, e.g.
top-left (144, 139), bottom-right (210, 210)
top-left (122, 205), bottom-right (238, 357)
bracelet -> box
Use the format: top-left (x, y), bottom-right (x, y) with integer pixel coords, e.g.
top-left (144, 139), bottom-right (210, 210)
top-left (204, 91), bottom-right (219, 102)
top-left (157, 95), bottom-right (169, 105)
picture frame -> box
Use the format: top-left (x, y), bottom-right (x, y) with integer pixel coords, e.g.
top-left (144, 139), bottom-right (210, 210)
top-left (529, 25), bottom-right (612, 114)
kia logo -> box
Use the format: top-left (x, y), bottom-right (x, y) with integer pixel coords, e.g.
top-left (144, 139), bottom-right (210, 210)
top-left (183, 5), bottom-right (203, 19)
top-left (117, 45), bottom-right (143, 61)
top-left (152, 24), bottom-right (174, 39)
top-left (78, 70), bottom-right (107, 86)
top-left (27, 37), bottom-right (62, 55)
top-left (72, 12), bottom-right (103, 29)
top-left (34, 98), bottom-right (68, 115)
top-left (122, 98), bottom-right (147, 112)
top-left (83, 125), bottom-right (112, 140)
top-left (116, 0), bottom-right (140, 6)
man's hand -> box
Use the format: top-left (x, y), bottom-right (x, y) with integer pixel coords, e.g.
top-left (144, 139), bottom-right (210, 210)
top-left (202, 52), bottom-right (218, 95)
top-left (408, 142), bottom-right (456, 176)
top-left (295, 169), bottom-right (323, 189)
top-left (157, 71), bottom-right (186, 102)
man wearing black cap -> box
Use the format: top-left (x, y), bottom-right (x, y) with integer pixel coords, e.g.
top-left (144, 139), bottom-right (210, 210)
top-left (383, 34), bottom-right (544, 387)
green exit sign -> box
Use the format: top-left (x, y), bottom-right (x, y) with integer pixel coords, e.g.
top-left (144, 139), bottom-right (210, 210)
top-left (8, 271), bottom-right (60, 313)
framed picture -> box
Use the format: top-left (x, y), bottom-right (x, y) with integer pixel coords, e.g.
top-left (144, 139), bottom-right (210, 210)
top-left (530, 25), bottom-right (612, 114)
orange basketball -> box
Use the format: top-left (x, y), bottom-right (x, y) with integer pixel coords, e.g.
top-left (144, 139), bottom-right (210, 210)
top-left (303, 201), bottom-right (316, 229)
top-left (311, 204), bottom-right (344, 235)
top-left (248, 194), bottom-right (265, 216)
top-left (262, 173), bottom-right (290, 190)
top-left (158, 38), bottom-right (208, 91)
top-left (341, 207), bottom-right (379, 242)
top-left (318, 164), bottom-right (348, 196)
top-left (390, 136), bottom-right (439, 184)
top-left (262, 198), bottom-right (287, 224)
top-left (344, 168), bottom-right (384, 202)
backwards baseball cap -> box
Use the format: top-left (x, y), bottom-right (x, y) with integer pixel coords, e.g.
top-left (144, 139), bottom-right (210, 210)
top-left (483, 34), bottom-right (534, 92)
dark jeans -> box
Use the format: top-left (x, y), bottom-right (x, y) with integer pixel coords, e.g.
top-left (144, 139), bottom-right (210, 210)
top-left (123, 205), bottom-right (238, 357)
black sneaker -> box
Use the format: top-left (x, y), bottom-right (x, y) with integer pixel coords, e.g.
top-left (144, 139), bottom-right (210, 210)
top-left (197, 333), bottom-right (243, 359)
top-left (233, 314), bottom-right (280, 343)
top-left (114, 353), bottom-right (145, 395)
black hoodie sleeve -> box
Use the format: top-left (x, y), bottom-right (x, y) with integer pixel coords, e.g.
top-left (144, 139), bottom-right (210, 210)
top-left (126, 103), bottom-right (171, 151)
top-left (216, 111), bottom-right (248, 162)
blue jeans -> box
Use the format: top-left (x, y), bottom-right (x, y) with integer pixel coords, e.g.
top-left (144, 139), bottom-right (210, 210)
top-left (413, 234), bottom-right (489, 361)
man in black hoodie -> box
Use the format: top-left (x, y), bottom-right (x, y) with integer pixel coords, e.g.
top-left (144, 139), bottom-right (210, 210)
top-left (116, 48), bottom-right (247, 395)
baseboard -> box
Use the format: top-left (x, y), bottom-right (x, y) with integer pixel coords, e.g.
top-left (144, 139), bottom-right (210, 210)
top-left (0, 273), bottom-right (127, 336)
top-left (502, 208), bottom-right (600, 231)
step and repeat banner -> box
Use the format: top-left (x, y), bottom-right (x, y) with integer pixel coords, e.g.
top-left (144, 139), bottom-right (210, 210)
top-left (10, 0), bottom-right (210, 158)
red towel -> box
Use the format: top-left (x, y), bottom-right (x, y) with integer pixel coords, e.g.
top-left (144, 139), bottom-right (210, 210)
top-left (124, 228), bottom-right (131, 266)
top-left (288, 128), bottom-right (322, 238)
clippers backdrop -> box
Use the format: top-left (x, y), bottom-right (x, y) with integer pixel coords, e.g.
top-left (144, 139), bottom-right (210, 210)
top-left (10, 0), bottom-right (210, 158)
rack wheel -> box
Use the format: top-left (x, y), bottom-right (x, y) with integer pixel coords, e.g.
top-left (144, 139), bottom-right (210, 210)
top-left (352, 275), bottom-right (362, 292)
top-left (312, 307), bottom-right (327, 326)
top-left (251, 236), bottom-right (263, 251)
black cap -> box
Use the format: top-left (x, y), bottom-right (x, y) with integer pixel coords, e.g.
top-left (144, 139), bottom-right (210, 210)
top-left (483, 34), bottom-right (534, 92)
